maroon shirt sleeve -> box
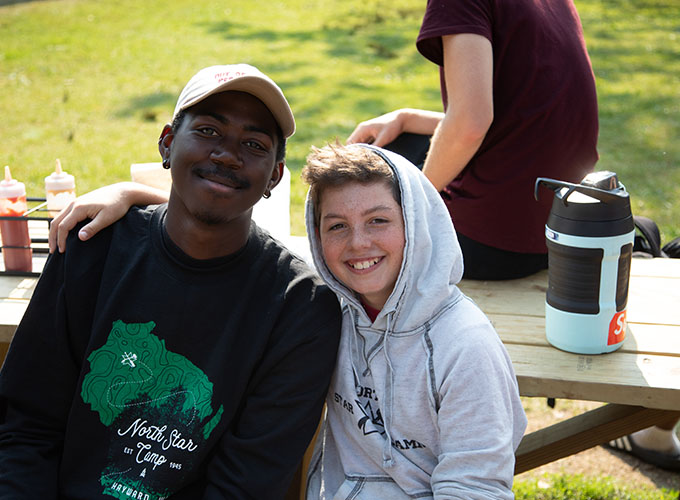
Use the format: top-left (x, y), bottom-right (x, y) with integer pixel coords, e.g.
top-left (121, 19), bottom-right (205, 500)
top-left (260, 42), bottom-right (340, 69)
top-left (417, 0), bottom-right (493, 65)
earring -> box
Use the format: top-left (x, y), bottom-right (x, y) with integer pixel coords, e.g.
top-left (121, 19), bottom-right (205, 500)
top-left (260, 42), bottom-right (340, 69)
top-left (162, 158), bottom-right (170, 170)
top-left (262, 191), bottom-right (271, 199)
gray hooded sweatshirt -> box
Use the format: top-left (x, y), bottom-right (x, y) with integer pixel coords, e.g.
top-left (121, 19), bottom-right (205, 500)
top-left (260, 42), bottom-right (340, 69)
top-left (304, 145), bottom-right (527, 499)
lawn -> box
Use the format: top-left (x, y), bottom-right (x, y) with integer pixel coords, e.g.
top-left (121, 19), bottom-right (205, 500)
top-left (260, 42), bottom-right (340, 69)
top-left (514, 474), bottom-right (679, 500)
top-left (1, 0), bottom-right (678, 239)
top-left (1, 1), bottom-right (679, 496)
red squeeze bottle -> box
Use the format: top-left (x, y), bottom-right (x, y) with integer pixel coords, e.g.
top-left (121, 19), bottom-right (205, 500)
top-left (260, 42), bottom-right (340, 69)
top-left (0, 166), bottom-right (32, 272)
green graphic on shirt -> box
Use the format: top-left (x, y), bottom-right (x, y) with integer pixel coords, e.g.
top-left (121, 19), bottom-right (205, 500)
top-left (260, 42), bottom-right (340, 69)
top-left (81, 320), bottom-right (225, 499)
top-left (102, 476), bottom-right (169, 500)
top-left (82, 320), bottom-right (218, 429)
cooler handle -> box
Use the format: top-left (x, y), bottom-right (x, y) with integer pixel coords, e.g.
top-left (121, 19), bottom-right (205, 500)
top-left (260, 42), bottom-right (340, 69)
top-left (534, 177), bottom-right (627, 206)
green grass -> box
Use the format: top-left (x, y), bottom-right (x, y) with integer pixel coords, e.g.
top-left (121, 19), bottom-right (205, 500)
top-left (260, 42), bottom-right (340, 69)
top-left (0, 0), bottom-right (440, 235)
top-left (1, 2), bottom-right (679, 496)
top-left (3, 0), bottom-right (676, 237)
top-left (1, 0), bottom-right (678, 238)
top-left (514, 474), bottom-right (678, 499)
top-left (576, 0), bottom-right (680, 243)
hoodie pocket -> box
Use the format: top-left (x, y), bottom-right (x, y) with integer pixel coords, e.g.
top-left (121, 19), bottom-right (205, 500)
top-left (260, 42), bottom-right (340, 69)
top-left (332, 477), bottom-right (432, 500)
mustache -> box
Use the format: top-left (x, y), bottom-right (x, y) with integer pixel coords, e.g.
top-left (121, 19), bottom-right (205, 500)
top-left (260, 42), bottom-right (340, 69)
top-left (193, 165), bottom-right (250, 189)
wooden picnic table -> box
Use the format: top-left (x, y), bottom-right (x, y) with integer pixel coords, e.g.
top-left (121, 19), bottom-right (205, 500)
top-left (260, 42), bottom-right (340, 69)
top-left (458, 257), bottom-right (680, 473)
top-left (0, 225), bottom-right (678, 482)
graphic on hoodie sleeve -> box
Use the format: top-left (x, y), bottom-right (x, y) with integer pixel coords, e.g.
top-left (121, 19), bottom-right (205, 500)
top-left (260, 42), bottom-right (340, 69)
top-left (81, 320), bottom-right (224, 500)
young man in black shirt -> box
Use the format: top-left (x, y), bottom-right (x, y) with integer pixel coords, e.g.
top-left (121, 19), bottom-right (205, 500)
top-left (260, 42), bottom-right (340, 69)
top-left (0, 64), bottom-right (342, 499)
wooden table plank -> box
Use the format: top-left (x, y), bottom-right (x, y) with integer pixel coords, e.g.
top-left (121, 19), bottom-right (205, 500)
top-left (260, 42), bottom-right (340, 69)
top-left (630, 257), bottom-right (680, 278)
top-left (460, 271), bottom-right (680, 324)
top-left (0, 299), bottom-right (34, 343)
top-left (461, 288), bottom-right (545, 317)
top-left (0, 276), bottom-right (39, 299)
top-left (507, 343), bottom-right (680, 410)
top-left (488, 313), bottom-right (680, 356)
top-left (627, 275), bottom-right (680, 326)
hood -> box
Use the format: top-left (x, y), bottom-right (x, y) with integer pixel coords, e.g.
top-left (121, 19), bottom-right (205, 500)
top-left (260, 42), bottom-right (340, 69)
top-left (305, 144), bottom-right (464, 331)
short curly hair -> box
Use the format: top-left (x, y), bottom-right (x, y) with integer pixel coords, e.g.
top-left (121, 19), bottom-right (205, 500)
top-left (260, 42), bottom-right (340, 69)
top-left (302, 143), bottom-right (401, 227)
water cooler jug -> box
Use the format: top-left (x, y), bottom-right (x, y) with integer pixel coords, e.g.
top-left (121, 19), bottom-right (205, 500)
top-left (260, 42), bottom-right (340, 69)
top-left (534, 171), bottom-right (635, 354)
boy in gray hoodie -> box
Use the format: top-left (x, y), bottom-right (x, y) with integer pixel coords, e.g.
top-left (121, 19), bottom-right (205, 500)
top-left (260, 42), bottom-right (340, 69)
top-left (302, 143), bottom-right (526, 499)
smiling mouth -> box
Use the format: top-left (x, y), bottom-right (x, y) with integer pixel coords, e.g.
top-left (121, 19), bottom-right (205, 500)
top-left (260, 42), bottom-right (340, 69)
top-left (348, 257), bottom-right (381, 270)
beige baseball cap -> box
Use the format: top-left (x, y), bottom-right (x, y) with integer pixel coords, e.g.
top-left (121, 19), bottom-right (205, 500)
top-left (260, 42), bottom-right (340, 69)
top-left (173, 64), bottom-right (296, 138)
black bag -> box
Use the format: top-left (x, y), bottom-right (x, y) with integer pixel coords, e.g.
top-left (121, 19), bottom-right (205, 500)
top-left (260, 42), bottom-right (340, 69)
top-left (633, 215), bottom-right (680, 258)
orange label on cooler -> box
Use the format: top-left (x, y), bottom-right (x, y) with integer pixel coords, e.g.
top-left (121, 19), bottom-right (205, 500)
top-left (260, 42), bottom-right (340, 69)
top-left (608, 310), bottom-right (627, 345)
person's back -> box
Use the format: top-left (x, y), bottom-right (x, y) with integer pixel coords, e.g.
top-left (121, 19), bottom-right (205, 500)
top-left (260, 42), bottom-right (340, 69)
top-left (303, 145), bottom-right (526, 499)
top-left (417, 0), bottom-right (599, 254)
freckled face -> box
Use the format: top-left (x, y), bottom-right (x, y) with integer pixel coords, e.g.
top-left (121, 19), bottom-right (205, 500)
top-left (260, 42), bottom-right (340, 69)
top-left (319, 181), bottom-right (405, 310)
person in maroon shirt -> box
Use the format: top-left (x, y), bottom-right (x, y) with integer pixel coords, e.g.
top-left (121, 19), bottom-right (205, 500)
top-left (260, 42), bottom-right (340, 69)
top-left (348, 0), bottom-right (599, 280)
top-left (349, 0), bottom-right (680, 472)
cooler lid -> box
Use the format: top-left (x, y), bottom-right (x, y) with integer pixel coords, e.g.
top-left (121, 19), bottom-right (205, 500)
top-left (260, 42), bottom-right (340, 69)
top-left (536, 172), bottom-right (632, 223)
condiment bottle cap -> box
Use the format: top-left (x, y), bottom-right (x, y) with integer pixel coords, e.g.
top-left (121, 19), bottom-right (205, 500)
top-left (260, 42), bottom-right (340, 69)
top-left (45, 159), bottom-right (76, 191)
top-left (0, 166), bottom-right (27, 198)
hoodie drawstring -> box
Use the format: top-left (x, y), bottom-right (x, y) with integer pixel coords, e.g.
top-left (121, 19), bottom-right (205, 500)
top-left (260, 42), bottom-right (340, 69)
top-left (348, 304), bottom-right (397, 468)
top-left (348, 307), bottom-right (363, 392)
top-left (381, 311), bottom-right (396, 468)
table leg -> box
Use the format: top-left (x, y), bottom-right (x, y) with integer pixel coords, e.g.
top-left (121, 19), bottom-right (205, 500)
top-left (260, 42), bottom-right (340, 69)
top-left (515, 404), bottom-right (672, 474)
